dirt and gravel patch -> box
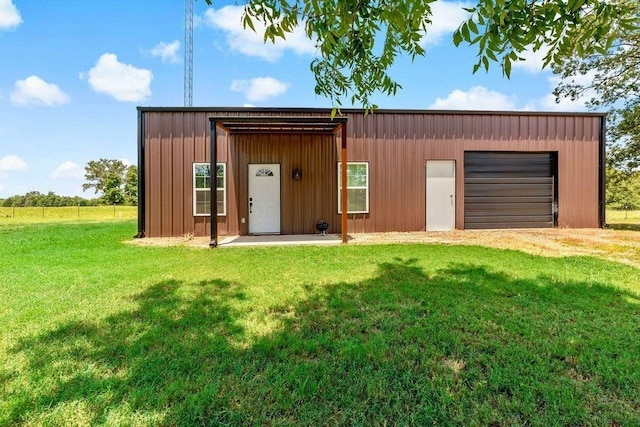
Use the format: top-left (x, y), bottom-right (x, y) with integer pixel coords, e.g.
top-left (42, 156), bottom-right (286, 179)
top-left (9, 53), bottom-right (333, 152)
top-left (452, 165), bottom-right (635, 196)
top-left (351, 228), bottom-right (640, 267)
top-left (127, 228), bottom-right (640, 268)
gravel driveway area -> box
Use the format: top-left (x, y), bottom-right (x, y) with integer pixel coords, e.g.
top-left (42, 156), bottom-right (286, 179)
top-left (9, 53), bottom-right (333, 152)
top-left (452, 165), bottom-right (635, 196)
top-left (351, 228), bottom-right (640, 268)
top-left (129, 228), bottom-right (640, 268)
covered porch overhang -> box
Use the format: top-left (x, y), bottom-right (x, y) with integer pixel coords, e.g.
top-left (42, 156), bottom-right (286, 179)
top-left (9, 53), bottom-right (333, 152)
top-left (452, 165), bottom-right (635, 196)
top-left (208, 115), bottom-right (349, 248)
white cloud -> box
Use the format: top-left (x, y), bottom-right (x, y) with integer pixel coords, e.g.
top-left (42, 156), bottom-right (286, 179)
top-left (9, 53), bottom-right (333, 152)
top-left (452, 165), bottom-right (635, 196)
top-left (0, 155), bottom-right (27, 171)
top-left (430, 82), bottom-right (591, 113)
top-left (151, 40), bottom-right (181, 63)
top-left (10, 76), bottom-right (70, 107)
top-left (430, 86), bottom-right (517, 110)
top-left (0, 0), bottom-right (22, 30)
top-left (421, 1), bottom-right (471, 46)
top-left (0, 154), bottom-right (27, 171)
top-left (534, 93), bottom-right (587, 111)
top-left (204, 6), bottom-right (315, 62)
top-left (50, 161), bottom-right (84, 180)
top-left (230, 77), bottom-right (289, 102)
top-left (512, 48), bottom-right (550, 74)
top-left (0, 155), bottom-right (27, 180)
top-left (524, 72), bottom-right (595, 112)
top-left (82, 53), bottom-right (153, 102)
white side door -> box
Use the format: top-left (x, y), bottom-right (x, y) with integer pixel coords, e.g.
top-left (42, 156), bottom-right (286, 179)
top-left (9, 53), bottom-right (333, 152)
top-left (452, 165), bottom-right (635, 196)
top-left (248, 164), bottom-right (281, 234)
top-left (426, 160), bottom-right (456, 231)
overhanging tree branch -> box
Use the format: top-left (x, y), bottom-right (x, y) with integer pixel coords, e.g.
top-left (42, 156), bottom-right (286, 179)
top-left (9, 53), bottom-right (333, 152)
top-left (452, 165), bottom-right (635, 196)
top-left (202, 0), bottom-right (638, 110)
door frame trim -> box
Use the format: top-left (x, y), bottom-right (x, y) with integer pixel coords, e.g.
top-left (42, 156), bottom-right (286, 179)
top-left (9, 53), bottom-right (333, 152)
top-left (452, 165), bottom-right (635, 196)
top-left (248, 163), bottom-right (281, 235)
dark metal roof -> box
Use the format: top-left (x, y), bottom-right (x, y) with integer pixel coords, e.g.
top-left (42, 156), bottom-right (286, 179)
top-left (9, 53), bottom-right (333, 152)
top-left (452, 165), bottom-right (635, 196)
top-left (138, 106), bottom-right (607, 118)
top-left (210, 115), bottom-right (348, 135)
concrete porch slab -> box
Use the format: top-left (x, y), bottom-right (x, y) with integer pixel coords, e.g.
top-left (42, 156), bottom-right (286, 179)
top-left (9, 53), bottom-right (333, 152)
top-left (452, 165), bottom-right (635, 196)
top-left (218, 234), bottom-right (343, 247)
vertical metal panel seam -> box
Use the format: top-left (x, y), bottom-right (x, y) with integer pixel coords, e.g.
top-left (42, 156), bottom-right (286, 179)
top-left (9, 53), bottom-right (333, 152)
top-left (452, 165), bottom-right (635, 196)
top-left (599, 114), bottom-right (606, 227)
top-left (136, 109), bottom-right (145, 237)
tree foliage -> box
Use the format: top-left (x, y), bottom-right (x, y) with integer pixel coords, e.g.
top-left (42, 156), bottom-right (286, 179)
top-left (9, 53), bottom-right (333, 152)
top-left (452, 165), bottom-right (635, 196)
top-left (1, 191), bottom-right (99, 208)
top-left (553, 10), bottom-right (640, 170)
top-left (124, 166), bottom-right (138, 206)
top-left (204, 0), bottom-right (638, 110)
top-left (457, 0), bottom-right (637, 78)
top-left (83, 159), bottom-right (137, 205)
top-left (606, 168), bottom-right (640, 211)
top-left (83, 159), bottom-right (127, 194)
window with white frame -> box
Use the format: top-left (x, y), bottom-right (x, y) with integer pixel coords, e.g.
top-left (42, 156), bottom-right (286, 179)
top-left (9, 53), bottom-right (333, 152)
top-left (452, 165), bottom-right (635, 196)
top-left (193, 163), bottom-right (226, 216)
top-left (338, 162), bottom-right (369, 213)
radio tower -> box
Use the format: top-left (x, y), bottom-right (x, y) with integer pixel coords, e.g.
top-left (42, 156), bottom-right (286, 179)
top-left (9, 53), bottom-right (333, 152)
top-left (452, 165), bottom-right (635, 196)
top-left (184, 0), bottom-right (193, 107)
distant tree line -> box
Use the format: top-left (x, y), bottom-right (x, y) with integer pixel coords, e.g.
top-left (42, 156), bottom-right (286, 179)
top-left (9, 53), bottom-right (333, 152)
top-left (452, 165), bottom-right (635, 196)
top-left (1, 158), bottom-right (138, 207)
top-left (1, 191), bottom-right (100, 207)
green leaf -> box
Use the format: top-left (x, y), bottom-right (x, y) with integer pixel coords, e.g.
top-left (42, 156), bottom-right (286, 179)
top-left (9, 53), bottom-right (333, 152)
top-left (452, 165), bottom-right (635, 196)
top-left (461, 22), bottom-right (470, 41)
top-left (503, 56), bottom-right (512, 78)
top-left (467, 19), bottom-right (478, 34)
top-left (243, 14), bottom-right (256, 32)
top-left (453, 30), bottom-right (463, 47)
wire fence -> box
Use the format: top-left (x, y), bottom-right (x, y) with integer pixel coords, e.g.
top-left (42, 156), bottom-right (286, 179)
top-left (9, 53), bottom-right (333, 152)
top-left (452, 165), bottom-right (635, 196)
top-left (1, 206), bottom-right (637, 226)
top-left (0, 205), bottom-right (137, 221)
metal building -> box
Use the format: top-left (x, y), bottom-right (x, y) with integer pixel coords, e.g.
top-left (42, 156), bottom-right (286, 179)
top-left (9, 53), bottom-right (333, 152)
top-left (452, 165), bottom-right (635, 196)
top-left (136, 107), bottom-right (605, 244)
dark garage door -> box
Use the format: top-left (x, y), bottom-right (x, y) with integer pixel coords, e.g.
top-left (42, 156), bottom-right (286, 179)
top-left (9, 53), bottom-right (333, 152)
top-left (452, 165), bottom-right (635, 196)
top-left (464, 152), bottom-right (556, 229)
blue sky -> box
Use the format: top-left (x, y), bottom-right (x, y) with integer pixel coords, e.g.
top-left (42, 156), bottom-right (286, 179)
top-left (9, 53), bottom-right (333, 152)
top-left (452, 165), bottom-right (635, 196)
top-left (0, 0), bottom-right (591, 198)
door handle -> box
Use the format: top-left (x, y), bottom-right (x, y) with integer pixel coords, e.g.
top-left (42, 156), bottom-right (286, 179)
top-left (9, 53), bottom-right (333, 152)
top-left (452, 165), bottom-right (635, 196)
top-left (450, 194), bottom-right (454, 206)
top-left (249, 197), bottom-right (253, 213)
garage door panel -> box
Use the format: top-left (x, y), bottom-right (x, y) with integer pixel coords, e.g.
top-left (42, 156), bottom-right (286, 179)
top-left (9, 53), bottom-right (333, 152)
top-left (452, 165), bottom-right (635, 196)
top-left (465, 152), bottom-right (552, 163)
top-left (464, 152), bottom-right (556, 229)
top-left (465, 165), bottom-right (552, 177)
top-left (466, 220), bottom-right (554, 229)
top-left (466, 177), bottom-right (553, 185)
top-left (465, 203), bottom-right (552, 215)
top-left (465, 196), bottom-right (554, 204)
top-left (465, 185), bottom-right (553, 197)
top-left (465, 215), bottom-right (554, 223)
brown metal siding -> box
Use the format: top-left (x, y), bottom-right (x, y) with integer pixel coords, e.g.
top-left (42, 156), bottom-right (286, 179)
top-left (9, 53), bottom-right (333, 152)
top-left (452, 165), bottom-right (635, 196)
top-left (142, 110), bottom-right (339, 237)
top-left (144, 111), bottom-right (222, 237)
top-left (233, 134), bottom-right (339, 235)
top-left (141, 109), bottom-right (603, 237)
top-left (344, 112), bottom-right (601, 232)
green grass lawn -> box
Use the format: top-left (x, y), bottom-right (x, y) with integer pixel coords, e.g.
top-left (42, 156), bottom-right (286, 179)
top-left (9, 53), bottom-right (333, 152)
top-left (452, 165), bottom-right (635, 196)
top-left (1, 220), bottom-right (639, 426)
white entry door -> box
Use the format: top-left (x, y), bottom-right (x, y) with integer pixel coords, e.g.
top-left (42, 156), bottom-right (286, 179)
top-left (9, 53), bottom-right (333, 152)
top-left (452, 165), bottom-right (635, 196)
top-left (249, 164), bottom-right (281, 234)
top-left (426, 160), bottom-right (456, 231)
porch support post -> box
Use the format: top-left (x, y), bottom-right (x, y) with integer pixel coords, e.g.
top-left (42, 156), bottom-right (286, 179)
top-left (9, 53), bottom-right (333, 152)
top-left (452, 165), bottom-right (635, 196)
top-left (341, 122), bottom-right (348, 243)
top-left (210, 120), bottom-right (218, 248)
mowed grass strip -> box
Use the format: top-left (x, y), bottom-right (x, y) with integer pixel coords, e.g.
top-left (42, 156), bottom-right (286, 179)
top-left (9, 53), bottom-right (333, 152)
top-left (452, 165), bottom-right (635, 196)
top-left (607, 210), bottom-right (640, 231)
top-left (0, 205), bottom-right (137, 223)
top-left (1, 220), bottom-right (639, 426)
